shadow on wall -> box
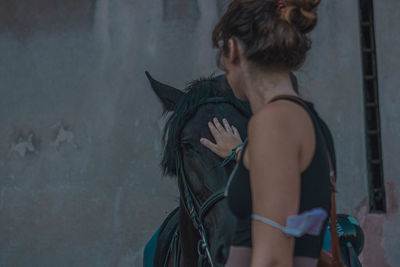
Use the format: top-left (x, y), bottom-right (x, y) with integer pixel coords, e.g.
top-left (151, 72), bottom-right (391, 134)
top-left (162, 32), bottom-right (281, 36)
top-left (0, 0), bottom-right (97, 39)
top-left (0, 0), bottom-right (233, 40)
top-left (163, 0), bottom-right (200, 21)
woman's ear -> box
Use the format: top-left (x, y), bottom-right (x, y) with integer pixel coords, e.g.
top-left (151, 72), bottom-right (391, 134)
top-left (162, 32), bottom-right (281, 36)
top-left (227, 38), bottom-right (243, 65)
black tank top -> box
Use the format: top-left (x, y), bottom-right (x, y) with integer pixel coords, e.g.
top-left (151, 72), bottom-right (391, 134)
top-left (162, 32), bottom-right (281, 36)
top-left (226, 96), bottom-right (334, 258)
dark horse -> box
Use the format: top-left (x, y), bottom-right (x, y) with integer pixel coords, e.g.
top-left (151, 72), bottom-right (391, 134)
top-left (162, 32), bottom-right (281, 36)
top-left (145, 71), bottom-right (251, 267)
top-left (144, 72), bottom-right (364, 267)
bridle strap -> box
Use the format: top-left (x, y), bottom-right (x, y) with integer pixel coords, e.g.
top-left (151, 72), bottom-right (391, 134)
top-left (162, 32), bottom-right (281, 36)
top-left (198, 189), bottom-right (225, 221)
top-left (177, 155), bottom-right (215, 266)
top-left (177, 156), bottom-right (201, 227)
top-left (163, 227), bottom-right (181, 267)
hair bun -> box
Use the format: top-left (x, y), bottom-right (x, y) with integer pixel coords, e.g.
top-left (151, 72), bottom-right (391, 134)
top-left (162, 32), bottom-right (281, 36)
top-left (282, 0), bottom-right (321, 34)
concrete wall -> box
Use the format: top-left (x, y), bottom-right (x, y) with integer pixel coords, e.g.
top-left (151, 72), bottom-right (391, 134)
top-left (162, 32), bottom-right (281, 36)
top-left (0, 0), bottom-right (398, 266)
top-left (356, 1), bottom-right (400, 266)
top-left (301, 1), bottom-right (400, 266)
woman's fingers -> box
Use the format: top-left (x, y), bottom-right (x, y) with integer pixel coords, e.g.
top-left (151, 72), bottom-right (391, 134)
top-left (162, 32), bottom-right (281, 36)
top-left (208, 121), bottom-right (221, 142)
top-left (200, 138), bottom-right (220, 155)
top-left (232, 125), bottom-right (240, 137)
top-left (202, 119), bottom-right (243, 159)
top-left (213, 118), bottom-right (226, 134)
top-left (222, 118), bottom-right (234, 134)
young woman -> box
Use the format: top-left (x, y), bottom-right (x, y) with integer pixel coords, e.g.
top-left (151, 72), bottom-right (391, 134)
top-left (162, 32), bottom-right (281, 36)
top-left (200, 0), bottom-right (333, 266)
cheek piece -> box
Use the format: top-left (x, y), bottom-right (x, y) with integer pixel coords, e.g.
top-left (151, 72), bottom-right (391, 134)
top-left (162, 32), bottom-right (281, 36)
top-left (251, 208), bottom-right (328, 237)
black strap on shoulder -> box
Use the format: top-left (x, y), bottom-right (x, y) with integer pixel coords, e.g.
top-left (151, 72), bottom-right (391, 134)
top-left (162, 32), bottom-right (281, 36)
top-left (268, 94), bottom-right (337, 174)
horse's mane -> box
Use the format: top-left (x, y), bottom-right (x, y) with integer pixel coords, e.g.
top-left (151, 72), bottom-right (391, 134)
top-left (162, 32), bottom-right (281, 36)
top-left (161, 75), bottom-right (249, 177)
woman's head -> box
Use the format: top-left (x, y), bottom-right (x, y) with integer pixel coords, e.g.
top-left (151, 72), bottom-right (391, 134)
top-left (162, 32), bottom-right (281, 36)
top-left (212, 0), bottom-right (320, 95)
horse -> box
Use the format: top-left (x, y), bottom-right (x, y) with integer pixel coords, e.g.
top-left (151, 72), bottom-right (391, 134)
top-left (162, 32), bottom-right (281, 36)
top-left (145, 71), bottom-right (251, 267)
top-left (144, 72), bottom-right (365, 267)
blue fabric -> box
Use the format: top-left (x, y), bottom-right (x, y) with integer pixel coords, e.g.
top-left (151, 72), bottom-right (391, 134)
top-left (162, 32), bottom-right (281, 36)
top-left (143, 227), bottom-right (160, 267)
top-left (322, 223), bottom-right (332, 253)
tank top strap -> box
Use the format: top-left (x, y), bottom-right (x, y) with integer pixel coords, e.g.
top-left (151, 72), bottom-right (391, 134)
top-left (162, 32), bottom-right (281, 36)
top-left (268, 94), bottom-right (337, 174)
top-left (268, 94), bottom-right (319, 125)
top-left (268, 94), bottom-right (305, 104)
top-left (268, 94), bottom-right (310, 110)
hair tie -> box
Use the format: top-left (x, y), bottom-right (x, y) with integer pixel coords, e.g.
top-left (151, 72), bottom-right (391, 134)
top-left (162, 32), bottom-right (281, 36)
top-left (278, 0), bottom-right (286, 13)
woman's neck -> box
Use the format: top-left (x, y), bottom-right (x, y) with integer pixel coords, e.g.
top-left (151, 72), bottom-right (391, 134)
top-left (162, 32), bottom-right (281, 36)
top-left (242, 67), bottom-right (298, 113)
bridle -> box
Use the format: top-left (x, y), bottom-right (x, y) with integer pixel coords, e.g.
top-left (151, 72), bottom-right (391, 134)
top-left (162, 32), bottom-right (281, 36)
top-left (174, 96), bottom-right (250, 267)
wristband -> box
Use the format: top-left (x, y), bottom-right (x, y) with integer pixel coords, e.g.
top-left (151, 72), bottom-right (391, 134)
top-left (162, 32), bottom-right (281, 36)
top-left (220, 142), bottom-right (245, 167)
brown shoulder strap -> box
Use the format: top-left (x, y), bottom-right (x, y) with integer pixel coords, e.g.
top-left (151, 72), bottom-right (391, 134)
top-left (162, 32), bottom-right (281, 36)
top-left (326, 152), bottom-right (344, 267)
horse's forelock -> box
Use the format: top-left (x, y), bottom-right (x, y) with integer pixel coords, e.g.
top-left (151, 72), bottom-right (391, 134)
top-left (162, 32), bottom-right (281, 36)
top-left (160, 76), bottom-right (232, 177)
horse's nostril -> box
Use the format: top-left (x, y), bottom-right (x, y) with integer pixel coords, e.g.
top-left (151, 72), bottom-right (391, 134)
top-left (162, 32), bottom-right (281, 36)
top-left (215, 245), bottom-right (229, 264)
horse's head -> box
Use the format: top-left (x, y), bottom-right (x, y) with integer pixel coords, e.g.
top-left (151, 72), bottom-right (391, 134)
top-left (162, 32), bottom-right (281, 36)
top-left (146, 71), bottom-right (250, 266)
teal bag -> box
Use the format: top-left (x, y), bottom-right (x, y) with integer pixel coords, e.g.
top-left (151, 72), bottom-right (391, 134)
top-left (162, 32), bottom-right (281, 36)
top-left (143, 207), bottom-right (179, 267)
top-left (322, 215), bottom-right (364, 267)
top-left (143, 227), bottom-right (160, 267)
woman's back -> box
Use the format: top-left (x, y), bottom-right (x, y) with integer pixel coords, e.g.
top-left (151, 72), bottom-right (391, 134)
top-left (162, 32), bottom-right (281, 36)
top-left (225, 96), bottom-right (333, 265)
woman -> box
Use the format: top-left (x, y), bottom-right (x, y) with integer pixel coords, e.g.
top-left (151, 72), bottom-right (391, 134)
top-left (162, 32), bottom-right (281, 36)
top-left (199, 0), bottom-right (333, 266)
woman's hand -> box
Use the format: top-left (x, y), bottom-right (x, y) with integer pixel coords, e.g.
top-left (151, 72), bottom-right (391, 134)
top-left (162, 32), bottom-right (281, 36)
top-left (200, 118), bottom-right (243, 158)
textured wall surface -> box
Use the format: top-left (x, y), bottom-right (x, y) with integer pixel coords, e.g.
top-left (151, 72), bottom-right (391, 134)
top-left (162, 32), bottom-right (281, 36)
top-left (301, 1), bottom-right (400, 266)
top-left (356, 1), bottom-right (400, 266)
top-left (0, 0), bottom-right (398, 267)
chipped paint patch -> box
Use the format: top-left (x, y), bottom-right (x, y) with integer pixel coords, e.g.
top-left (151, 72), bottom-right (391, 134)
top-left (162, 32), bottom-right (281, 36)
top-left (8, 133), bottom-right (36, 157)
top-left (354, 182), bottom-right (400, 267)
top-left (50, 123), bottom-right (78, 150)
top-left (358, 213), bottom-right (390, 267)
top-left (385, 182), bottom-right (399, 216)
top-left (382, 182), bottom-right (400, 266)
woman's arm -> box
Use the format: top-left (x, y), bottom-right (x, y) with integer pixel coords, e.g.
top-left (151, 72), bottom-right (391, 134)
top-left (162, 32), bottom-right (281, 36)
top-left (246, 101), bottom-right (307, 267)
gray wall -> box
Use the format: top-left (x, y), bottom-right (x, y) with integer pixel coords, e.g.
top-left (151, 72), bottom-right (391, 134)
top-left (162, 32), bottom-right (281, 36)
top-left (301, 1), bottom-right (400, 266)
top-left (359, 1), bottom-right (400, 266)
top-left (0, 1), bottom-right (398, 266)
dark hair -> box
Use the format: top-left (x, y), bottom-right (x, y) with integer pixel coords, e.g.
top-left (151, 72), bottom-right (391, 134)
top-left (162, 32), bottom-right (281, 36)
top-left (212, 0), bottom-right (321, 70)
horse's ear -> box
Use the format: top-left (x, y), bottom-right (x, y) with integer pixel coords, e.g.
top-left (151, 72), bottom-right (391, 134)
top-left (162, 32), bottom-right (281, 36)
top-left (145, 71), bottom-right (184, 112)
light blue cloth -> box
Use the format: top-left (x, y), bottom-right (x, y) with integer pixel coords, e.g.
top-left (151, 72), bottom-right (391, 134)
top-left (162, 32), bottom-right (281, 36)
top-left (251, 207), bottom-right (328, 237)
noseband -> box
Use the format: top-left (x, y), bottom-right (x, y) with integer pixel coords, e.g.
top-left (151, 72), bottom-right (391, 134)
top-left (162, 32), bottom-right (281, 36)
top-left (175, 96), bottom-right (250, 267)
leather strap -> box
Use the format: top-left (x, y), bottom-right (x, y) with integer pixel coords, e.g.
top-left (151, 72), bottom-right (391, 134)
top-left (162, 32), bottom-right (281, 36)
top-left (268, 94), bottom-right (344, 266)
top-left (326, 152), bottom-right (342, 267)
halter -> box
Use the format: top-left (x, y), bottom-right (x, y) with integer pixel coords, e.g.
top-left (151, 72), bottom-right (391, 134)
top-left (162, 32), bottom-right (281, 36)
top-left (175, 96), bottom-right (250, 267)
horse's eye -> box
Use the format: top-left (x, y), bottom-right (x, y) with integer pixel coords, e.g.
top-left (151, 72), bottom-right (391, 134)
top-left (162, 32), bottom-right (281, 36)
top-left (180, 140), bottom-right (194, 150)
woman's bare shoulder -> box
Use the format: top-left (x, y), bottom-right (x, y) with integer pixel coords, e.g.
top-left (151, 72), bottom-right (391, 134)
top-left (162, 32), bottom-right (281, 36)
top-left (248, 100), bottom-right (308, 134)
top-left (246, 99), bottom-right (315, 171)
